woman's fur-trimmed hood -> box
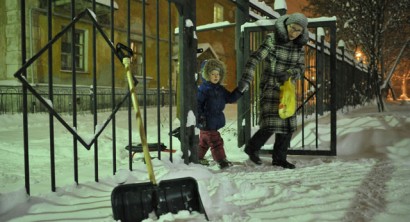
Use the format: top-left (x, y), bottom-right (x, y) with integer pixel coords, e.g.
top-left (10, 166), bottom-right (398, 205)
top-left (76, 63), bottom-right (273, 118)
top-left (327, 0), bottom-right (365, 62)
top-left (201, 59), bottom-right (226, 84)
top-left (274, 14), bottom-right (309, 46)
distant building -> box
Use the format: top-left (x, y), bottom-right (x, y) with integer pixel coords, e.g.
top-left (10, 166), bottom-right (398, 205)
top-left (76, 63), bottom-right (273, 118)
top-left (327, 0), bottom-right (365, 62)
top-left (1, 0), bottom-right (178, 90)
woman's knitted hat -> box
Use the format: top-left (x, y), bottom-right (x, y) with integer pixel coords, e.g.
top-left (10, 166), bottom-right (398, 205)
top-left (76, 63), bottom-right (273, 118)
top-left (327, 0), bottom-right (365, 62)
top-left (285, 12), bottom-right (308, 29)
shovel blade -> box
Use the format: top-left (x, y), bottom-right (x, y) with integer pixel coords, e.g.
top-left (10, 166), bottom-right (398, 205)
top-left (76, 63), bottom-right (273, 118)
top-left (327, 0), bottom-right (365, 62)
top-left (156, 177), bottom-right (208, 220)
top-left (111, 177), bottom-right (208, 221)
top-left (111, 182), bottom-right (157, 222)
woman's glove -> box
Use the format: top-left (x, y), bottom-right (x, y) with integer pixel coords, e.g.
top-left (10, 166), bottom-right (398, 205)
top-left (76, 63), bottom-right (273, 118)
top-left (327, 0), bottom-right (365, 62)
top-left (238, 80), bottom-right (250, 93)
top-left (276, 71), bottom-right (291, 84)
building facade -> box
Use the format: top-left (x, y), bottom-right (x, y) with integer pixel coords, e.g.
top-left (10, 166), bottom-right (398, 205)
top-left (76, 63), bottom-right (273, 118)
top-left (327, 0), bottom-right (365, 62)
top-left (1, 0), bottom-right (313, 114)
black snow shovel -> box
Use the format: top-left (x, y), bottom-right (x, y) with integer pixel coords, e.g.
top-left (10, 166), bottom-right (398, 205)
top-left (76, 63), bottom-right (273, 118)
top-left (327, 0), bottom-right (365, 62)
top-left (111, 43), bottom-right (208, 222)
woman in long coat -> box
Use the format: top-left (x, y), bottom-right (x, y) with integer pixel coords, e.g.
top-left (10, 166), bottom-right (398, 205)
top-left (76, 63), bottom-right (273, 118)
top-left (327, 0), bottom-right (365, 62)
top-left (238, 13), bottom-right (308, 169)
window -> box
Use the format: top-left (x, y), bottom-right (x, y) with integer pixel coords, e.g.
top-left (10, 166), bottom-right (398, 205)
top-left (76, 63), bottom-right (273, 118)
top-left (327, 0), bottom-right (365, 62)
top-left (213, 3), bottom-right (224, 23)
top-left (61, 27), bottom-right (86, 72)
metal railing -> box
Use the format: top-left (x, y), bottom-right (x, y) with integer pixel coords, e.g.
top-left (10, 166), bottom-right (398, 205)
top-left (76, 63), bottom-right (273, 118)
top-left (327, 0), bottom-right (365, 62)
top-left (0, 85), bottom-right (175, 114)
top-left (7, 0), bottom-right (371, 196)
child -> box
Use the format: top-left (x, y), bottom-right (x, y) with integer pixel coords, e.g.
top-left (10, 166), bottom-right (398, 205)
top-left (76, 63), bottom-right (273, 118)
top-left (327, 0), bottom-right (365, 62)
top-left (197, 59), bottom-right (243, 169)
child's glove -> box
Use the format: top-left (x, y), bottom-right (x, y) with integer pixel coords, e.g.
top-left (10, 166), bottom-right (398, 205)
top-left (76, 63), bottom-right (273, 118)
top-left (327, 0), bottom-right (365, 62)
top-left (197, 116), bottom-right (206, 129)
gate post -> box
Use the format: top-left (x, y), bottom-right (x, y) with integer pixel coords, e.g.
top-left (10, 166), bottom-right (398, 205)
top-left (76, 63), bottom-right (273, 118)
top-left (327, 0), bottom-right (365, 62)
top-left (236, 0), bottom-right (250, 148)
top-left (170, 0), bottom-right (198, 164)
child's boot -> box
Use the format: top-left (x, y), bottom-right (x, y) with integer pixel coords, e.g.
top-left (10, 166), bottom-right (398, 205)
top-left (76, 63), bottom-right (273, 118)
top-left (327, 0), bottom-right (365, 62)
top-left (218, 159), bottom-right (232, 169)
top-left (198, 158), bottom-right (210, 166)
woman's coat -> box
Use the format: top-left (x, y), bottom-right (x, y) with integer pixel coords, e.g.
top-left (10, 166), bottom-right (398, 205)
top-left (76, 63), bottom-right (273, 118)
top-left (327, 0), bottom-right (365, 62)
top-left (240, 15), bottom-right (308, 134)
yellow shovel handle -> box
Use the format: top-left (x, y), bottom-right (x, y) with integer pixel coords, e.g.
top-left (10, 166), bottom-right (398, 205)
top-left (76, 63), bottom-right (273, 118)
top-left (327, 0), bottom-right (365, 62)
top-left (123, 58), bottom-right (156, 185)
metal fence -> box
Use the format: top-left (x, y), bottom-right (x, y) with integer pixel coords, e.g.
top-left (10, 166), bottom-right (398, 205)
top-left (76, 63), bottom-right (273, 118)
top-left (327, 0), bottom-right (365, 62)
top-left (11, 0), bottom-right (187, 195)
top-left (8, 0), bottom-right (370, 196)
top-left (0, 85), bottom-right (175, 114)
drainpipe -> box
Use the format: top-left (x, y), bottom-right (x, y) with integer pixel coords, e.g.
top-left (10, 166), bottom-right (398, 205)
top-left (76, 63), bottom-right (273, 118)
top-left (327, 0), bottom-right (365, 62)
top-left (29, 7), bottom-right (34, 84)
top-left (29, 7), bottom-right (48, 85)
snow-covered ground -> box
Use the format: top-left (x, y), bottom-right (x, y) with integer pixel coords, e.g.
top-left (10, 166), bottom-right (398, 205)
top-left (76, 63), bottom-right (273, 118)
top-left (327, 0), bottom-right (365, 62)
top-left (1, 100), bottom-right (409, 221)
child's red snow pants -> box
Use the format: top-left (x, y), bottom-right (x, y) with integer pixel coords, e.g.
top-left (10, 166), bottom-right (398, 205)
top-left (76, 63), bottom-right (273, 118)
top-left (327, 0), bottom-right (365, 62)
top-left (198, 130), bottom-right (226, 162)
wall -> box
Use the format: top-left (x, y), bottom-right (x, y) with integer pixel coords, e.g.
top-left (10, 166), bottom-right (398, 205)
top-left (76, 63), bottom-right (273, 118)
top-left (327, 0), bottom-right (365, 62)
top-left (196, 0), bottom-right (237, 91)
top-left (284, 0), bottom-right (310, 16)
top-left (4, 0), bottom-right (22, 81)
top-left (0, 1), bottom-right (6, 80)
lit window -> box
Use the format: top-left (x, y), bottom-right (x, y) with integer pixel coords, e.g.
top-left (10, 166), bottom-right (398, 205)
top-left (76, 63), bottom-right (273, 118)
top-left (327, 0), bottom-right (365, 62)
top-left (61, 27), bottom-right (86, 71)
top-left (213, 3), bottom-right (224, 23)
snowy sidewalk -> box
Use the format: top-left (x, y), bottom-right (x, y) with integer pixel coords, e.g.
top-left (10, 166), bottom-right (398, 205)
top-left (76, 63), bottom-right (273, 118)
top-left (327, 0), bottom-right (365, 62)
top-left (1, 101), bottom-right (409, 221)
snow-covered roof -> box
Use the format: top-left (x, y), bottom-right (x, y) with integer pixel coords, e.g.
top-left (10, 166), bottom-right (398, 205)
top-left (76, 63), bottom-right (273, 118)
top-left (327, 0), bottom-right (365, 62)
top-left (171, 43), bottom-right (219, 60)
top-left (94, 0), bottom-right (119, 9)
top-left (197, 43), bottom-right (219, 59)
top-left (174, 21), bottom-right (235, 34)
top-left (249, 0), bottom-right (280, 18)
top-left (174, 1), bottom-right (280, 34)
top-left (54, 0), bottom-right (119, 10)
top-left (241, 16), bottom-right (337, 32)
top-left (274, 0), bottom-right (287, 10)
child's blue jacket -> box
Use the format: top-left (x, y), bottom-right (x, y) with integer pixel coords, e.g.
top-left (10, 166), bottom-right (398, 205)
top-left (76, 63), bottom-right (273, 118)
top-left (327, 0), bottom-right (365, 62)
top-left (197, 81), bottom-right (242, 130)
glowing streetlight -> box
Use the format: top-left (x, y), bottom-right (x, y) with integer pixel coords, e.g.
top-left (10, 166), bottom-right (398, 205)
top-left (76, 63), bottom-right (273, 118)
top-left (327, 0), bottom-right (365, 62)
top-left (355, 51), bottom-right (362, 62)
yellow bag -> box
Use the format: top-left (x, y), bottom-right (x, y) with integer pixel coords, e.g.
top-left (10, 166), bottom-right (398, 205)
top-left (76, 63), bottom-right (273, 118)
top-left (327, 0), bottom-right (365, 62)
top-left (278, 78), bottom-right (296, 119)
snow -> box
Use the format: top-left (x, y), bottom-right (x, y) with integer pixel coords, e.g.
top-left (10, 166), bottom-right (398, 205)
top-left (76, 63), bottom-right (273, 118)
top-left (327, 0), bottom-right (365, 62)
top-left (185, 19), bottom-right (194, 28)
top-left (241, 16), bottom-right (337, 32)
top-left (274, 0), bottom-right (287, 10)
top-left (42, 97), bottom-right (53, 108)
top-left (1, 101), bottom-right (410, 221)
top-left (175, 21), bottom-right (235, 34)
top-left (87, 8), bottom-right (98, 21)
top-left (317, 27), bottom-right (325, 38)
top-left (249, 0), bottom-right (279, 18)
top-left (197, 43), bottom-right (219, 60)
top-left (249, 11), bottom-right (265, 20)
top-left (338, 39), bottom-right (346, 48)
top-left (186, 110), bottom-right (196, 127)
top-left (96, 0), bottom-right (119, 9)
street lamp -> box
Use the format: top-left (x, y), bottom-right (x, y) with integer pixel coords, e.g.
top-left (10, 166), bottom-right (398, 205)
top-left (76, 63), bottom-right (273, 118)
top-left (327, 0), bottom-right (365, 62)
top-left (355, 51), bottom-right (363, 62)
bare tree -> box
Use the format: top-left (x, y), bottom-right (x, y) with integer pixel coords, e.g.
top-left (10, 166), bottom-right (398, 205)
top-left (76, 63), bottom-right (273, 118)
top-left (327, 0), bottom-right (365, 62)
top-left (303, 0), bottom-right (410, 111)
top-left (391, 59), bottom-right (410, 100)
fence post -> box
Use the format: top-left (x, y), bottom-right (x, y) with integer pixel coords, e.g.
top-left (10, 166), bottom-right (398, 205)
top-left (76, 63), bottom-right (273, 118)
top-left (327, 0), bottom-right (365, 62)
top-left (171, 0), bottom-right (198, 164)
top-left (317, 27), bottom-right (325, 116)
top-left (338, 41), bottom-right (345, 112)
top-left (329, 21), bottom-right (337, 155)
